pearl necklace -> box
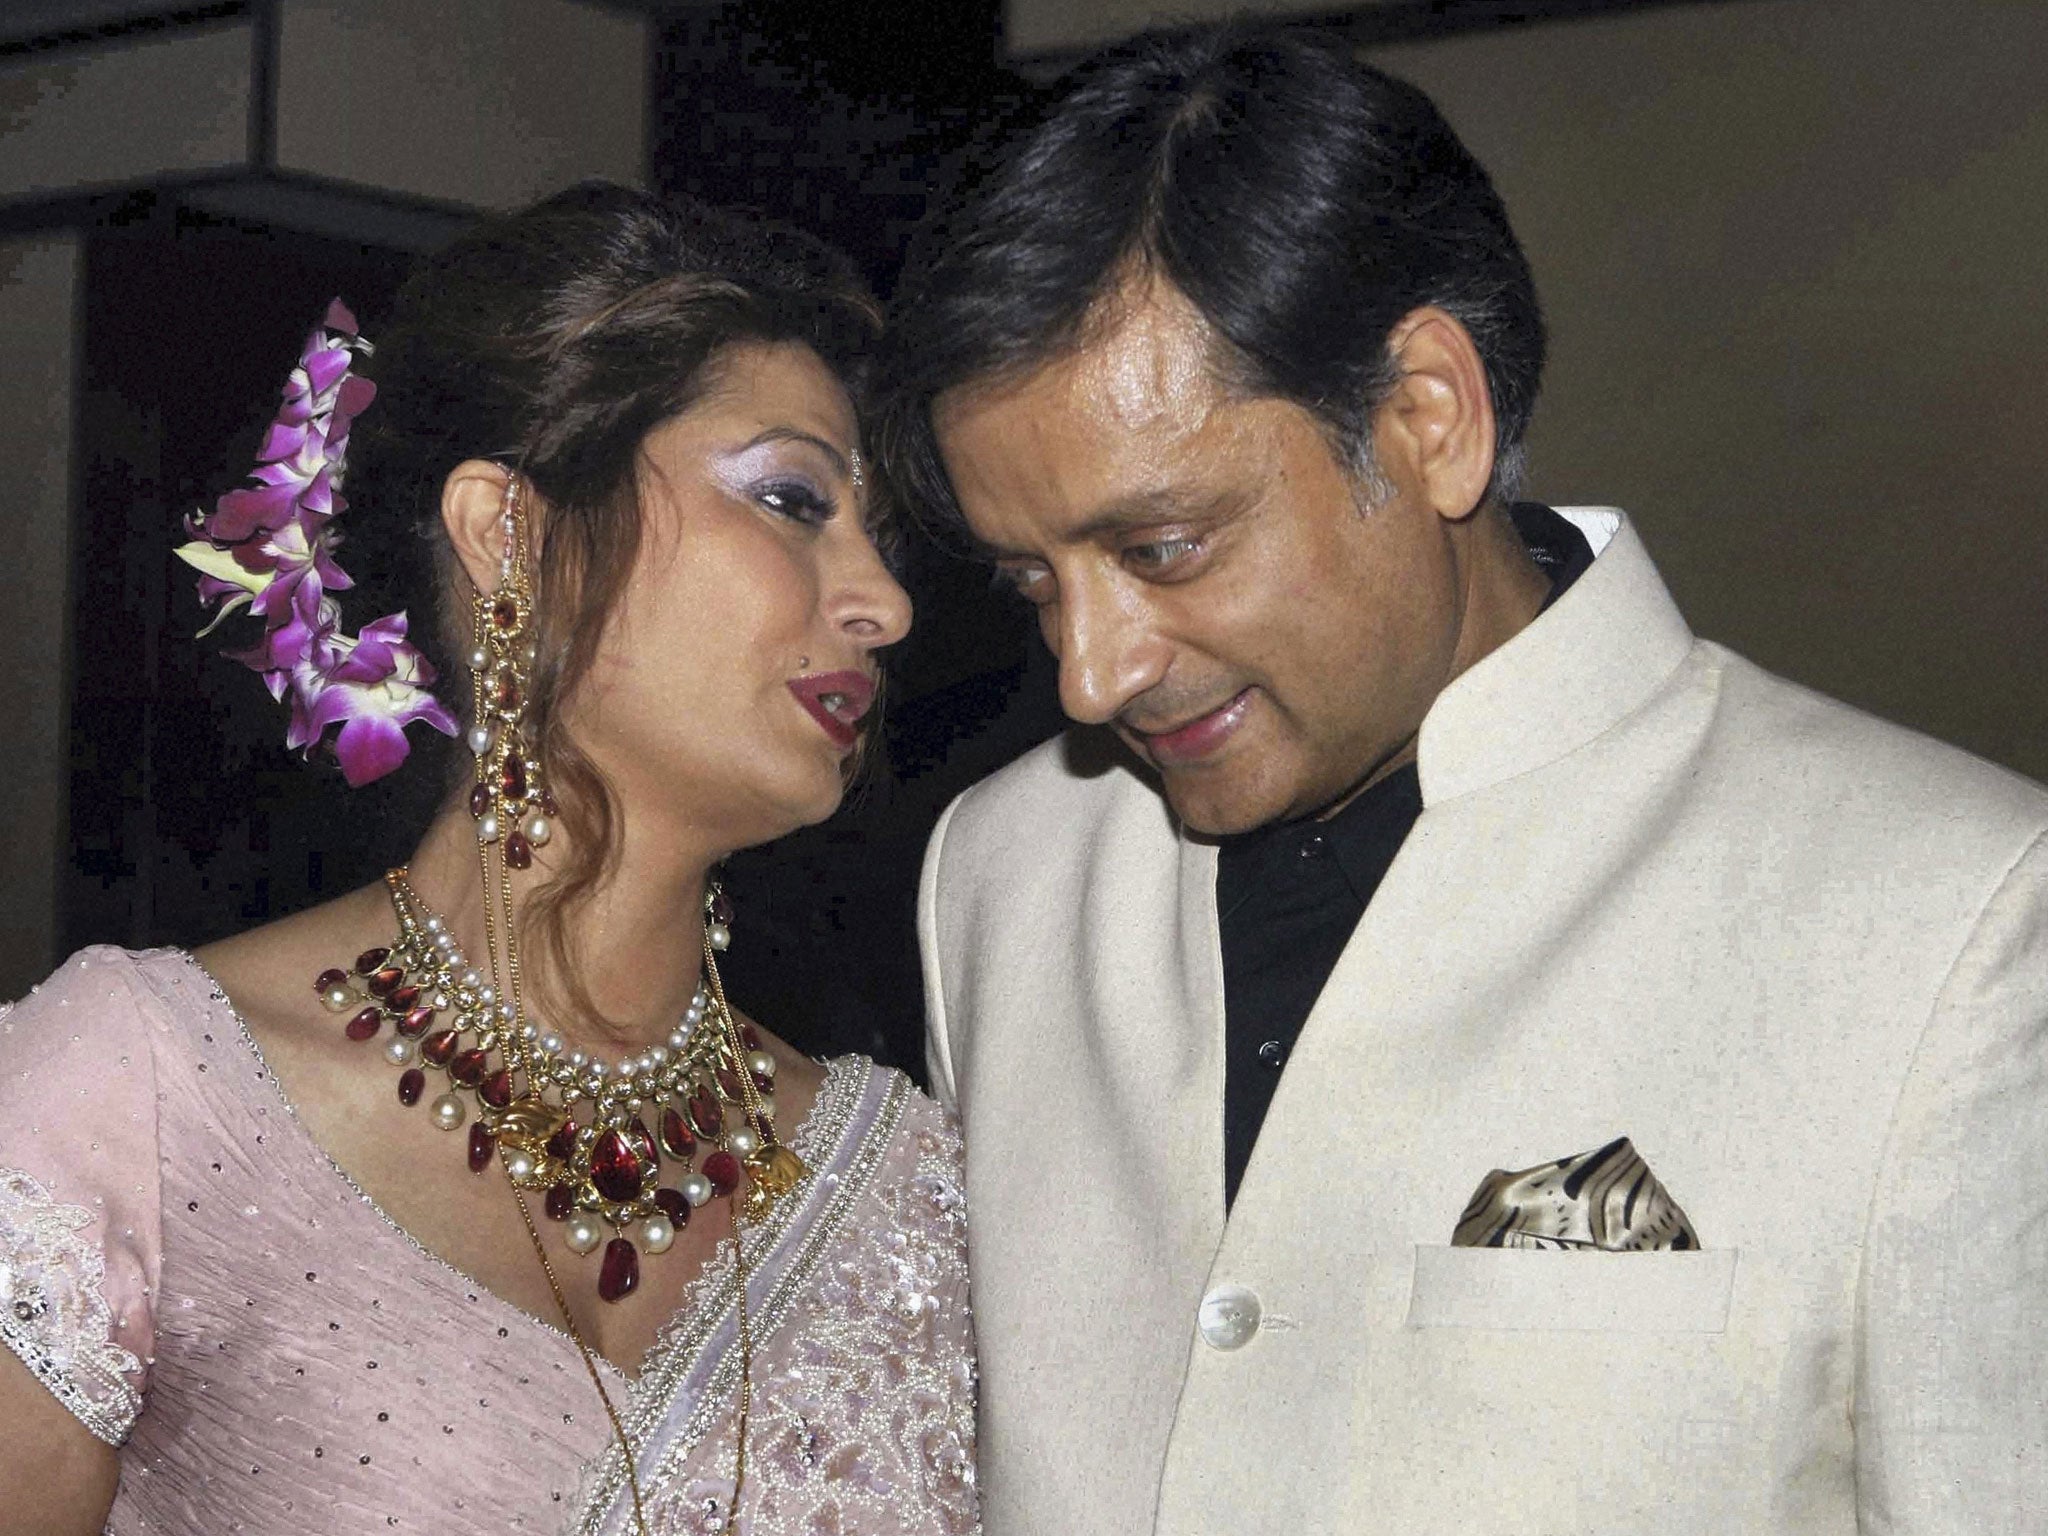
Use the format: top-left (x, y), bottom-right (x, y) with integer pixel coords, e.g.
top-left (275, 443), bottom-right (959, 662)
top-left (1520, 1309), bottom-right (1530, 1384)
top-left (314, 870), bottom-right (804, 1302)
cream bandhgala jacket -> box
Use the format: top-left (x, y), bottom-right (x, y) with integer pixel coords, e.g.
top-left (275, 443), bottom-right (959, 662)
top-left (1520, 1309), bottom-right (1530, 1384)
top-left (918, 509), bottom-right (2048, 1536)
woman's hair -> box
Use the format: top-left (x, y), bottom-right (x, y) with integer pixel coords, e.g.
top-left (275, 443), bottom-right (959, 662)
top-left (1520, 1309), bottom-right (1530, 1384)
top-left (349, 180), bottom-right (880, 1026)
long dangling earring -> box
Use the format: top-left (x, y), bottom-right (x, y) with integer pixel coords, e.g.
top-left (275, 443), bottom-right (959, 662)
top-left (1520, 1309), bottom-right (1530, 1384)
top-left (466, 475), bottom-right (555, 868)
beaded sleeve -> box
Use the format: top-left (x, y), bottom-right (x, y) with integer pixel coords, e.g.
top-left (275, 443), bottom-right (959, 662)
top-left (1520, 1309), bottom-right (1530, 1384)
top-left (0, 1166), bottom-right (145, 1443)
top-left (0, 950), bottom-right (165, 1445)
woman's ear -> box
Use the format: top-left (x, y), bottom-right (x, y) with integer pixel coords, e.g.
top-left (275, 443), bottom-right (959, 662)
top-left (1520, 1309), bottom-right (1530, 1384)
top-left (441, 459), bottom-right (516, 599)
top-left (1372, 306), bottom-right (1498, 524)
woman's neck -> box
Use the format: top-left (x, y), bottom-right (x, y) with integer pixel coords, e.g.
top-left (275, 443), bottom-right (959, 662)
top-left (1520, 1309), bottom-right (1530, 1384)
top-left (401, 798), bottom-right (716, 1055)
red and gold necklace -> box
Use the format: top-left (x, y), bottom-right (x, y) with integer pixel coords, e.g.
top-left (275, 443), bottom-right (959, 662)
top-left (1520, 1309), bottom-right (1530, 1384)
top-left (312, 871), bottom-right (803, 1300)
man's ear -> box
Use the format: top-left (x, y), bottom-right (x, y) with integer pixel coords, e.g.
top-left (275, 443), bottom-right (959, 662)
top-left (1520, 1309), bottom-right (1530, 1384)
top-left (441, 459), bottom-right (516, 598)
top-left (1371, 306), bottom-right (1498, 523)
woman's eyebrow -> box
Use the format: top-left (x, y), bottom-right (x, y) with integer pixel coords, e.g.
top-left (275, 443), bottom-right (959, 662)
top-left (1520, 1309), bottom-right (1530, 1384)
top-left (737, 426), bottom-right (854, 478)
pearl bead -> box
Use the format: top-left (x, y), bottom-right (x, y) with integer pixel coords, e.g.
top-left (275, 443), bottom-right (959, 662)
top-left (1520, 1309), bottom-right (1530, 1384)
top-left (639, 1215), bottom-right (675, 1255)
top-left (680, 1172), bottom-right (713, 1208)
top-left (466, 724), bottom-right (493, 755)
top-left (503, 1149), bottom-right (536, 1182)
top-left (564, 1216), bottom-right (602, 1255)
top-left (321, 985), bottom-right (355, 1013)
top-left (467, 646), bottom-right (489, 671)
top-left (430, 1094), bottom-right (466, 1131)
top-left (648, 1046), bottom-right (667, 1066)
top-left (568, 1051), bottom-right (587, 1069)
top-left (707, 922), bottom-right (731, 952)
top-left (683, 1006), bottom-right (703, 1028)
top-left (727, 1126), bottom-right (758, 1158)
top-left (667, 1029), bottom-right (688, 1050)
top-left (382, 1036), bottom-right (415, 1066)
top-left (540, 1032), bottom-right (564, 1054)
top-left (747, 1050), bottom-right (775, 1080)
top-left (476, 812), bottom-right (500, 844)
top-left (461, 969), bottom-right (482, 991)
top-left (520, 812), bottom-right (552, 848)
top-left (692, 987), bottom-right (708, 1007)
top-left (589, 1060), bottom-right (608, 1080)
top-left (519, 1023), bottom-right (538, 1042)
top-left (477, 985), bottom-right (496, 1007)
top-left (424, 915), bottom-right (444, 934)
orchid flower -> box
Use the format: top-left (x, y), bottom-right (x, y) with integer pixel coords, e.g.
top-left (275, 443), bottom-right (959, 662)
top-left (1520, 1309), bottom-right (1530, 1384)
top-left (175, 300), bottom-right (457, 784)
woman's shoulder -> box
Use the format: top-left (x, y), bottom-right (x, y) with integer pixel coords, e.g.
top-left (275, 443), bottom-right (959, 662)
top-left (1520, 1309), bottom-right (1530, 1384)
top-left (3, 945), bottom-right (205, 1053)
top-left (803, 1054), bottom-right (965, 1193)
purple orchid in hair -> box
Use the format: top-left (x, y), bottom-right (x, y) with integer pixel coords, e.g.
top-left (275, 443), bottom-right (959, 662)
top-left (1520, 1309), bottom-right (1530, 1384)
top-left (176, 300), bottom-right (458, 784)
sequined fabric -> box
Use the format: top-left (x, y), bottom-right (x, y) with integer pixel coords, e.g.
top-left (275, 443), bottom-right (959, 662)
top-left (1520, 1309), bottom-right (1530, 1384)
top-left (0, 949), bottom-right (979, 1535)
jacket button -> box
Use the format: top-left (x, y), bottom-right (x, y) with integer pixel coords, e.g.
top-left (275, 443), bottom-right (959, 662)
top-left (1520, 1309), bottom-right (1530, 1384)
top-left (1197, 1284), bottom-right (1261, 1350)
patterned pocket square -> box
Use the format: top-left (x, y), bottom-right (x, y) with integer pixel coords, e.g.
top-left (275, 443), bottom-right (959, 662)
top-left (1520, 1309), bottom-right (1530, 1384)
top-left (1453, 1136), bottom-right (1700, 1251)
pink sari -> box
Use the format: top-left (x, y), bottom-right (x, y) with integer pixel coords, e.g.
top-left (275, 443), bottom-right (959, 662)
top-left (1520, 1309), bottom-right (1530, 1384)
top-left (0, 948), bottom-right (979, 1534)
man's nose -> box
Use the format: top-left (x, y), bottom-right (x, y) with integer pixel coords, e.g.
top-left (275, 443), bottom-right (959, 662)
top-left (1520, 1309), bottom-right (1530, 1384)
top-left (1052, 582), bottom-right (1168, 726)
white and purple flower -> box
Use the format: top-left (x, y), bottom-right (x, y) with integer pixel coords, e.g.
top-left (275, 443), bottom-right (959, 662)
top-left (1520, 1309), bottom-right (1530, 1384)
top-left (175, 300), bottom-right (456, 784)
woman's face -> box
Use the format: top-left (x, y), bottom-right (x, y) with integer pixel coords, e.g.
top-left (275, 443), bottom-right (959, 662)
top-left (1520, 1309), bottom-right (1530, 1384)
top-left (562, 342), bottom-right (910, 855)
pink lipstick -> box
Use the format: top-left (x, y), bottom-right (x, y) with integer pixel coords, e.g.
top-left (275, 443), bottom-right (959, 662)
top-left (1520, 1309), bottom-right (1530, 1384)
top-left (787, 670), bottom-right (876, 751)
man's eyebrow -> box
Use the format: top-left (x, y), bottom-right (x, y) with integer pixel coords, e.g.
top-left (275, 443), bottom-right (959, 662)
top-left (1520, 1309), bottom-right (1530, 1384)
top-left (975, 487), bottom-right (1245, 559)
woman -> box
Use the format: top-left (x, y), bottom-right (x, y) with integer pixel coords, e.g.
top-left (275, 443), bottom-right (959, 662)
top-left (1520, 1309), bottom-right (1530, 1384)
top-left (0, 184), bottom-right (977, 1535)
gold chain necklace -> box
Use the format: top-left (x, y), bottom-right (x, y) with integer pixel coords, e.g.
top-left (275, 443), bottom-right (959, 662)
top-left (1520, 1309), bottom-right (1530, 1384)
top-left (313, 873), bottom-right (798, 1534)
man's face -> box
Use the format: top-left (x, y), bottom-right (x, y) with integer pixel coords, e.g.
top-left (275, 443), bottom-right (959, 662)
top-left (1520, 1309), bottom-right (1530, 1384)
top-left (934, 278), bottom-right (1473, 835)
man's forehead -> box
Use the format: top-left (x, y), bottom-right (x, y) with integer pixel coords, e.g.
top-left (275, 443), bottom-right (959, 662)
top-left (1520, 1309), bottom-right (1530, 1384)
top-left (936, 269), bottom-right (1226, 445)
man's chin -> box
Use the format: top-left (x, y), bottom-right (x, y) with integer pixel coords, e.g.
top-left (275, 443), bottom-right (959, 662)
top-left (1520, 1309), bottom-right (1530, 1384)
top-left (1157, 768), bottom-right (1293, 838)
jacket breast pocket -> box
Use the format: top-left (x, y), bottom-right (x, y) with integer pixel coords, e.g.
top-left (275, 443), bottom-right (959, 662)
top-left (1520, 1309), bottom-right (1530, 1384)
top-left (1404, 1244), bottom-right (1738, 1333)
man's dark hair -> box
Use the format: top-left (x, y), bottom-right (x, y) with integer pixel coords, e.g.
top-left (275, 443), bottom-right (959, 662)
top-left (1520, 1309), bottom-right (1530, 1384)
top-left (875, 24), bottom-right (1545, 534)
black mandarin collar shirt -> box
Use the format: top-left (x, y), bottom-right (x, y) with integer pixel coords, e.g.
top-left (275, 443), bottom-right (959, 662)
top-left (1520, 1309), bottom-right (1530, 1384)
top-left (1216, 504), bottom-right (1595, 1207)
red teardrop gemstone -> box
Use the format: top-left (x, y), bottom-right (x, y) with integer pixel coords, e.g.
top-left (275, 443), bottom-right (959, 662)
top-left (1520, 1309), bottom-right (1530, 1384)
top-left (590, 1129), bottom-right (644, 1203)
top-left (500, 755), bottom-right (527, 801)
top-left (598, 1237), bottom-right (639, 1303)
top-left (421, 1030), bottom-right (459, 1067)
top-left (479, 1068), bottom-right (514, 1109)
top-left (752, 1069), bottom-right (775, 1094)
top-left (538, 789), bottom-right (559, 817)
top-left (367, 966), bottom-right (404, 998)
top-left (467, 1123), bottom-right (494, 1174)
top-left (354, 947), bottom-right (390, 975)
top-left (397, 1068), bottom-right (425, 1106)
top-left (709, 889), bottom-right (733, 926)
top-left (652, 1187), bottom-right (688, 1225)
top-left (504, 831), bottom-right (532, 871)
top-left (491, 594), bottom-right (519, 631)
top-left (546, 1117), bottom-right (580, 1162)
top-left (716, 1067), bottom-right (744, 1102)
top-left (344, 1007), bottom-right (383, 1042)
top-left (626, 1117), bottom-right (659, 1174)
top-left (399, 1005), bottom-right (436, 1037)
top-left (545, 1184), bottom-right (576, 1220)
top-left (388, 983), bottom-right (422, 1012)
top-left (702, 1151), bottom-right (741, 1197)
top-left (450, 1048), bottom-right (488, 1087)
top-left (688, 1090), bottom-right (723, 1141)
top-left (658, 1107), bottom-right (694, 1160)
top-left (314, 967), bottom-right (348, 993)
top-left (470, 782), bottom-right (492, 818)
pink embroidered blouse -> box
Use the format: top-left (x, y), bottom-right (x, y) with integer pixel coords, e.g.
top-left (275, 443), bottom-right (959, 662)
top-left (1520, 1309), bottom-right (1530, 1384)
top-left (0, 948), bottom-right (979, 1534)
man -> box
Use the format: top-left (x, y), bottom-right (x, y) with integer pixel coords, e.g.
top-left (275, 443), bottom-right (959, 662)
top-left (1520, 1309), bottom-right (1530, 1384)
top-left (878, 25), bottom-right (2048, 1536)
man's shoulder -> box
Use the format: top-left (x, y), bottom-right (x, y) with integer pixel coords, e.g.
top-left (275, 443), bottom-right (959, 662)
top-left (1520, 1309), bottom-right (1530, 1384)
top-left (1702, 642), bottom-right (2048, 838)
top-left (939, 726), bottom-right (1166, 850)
